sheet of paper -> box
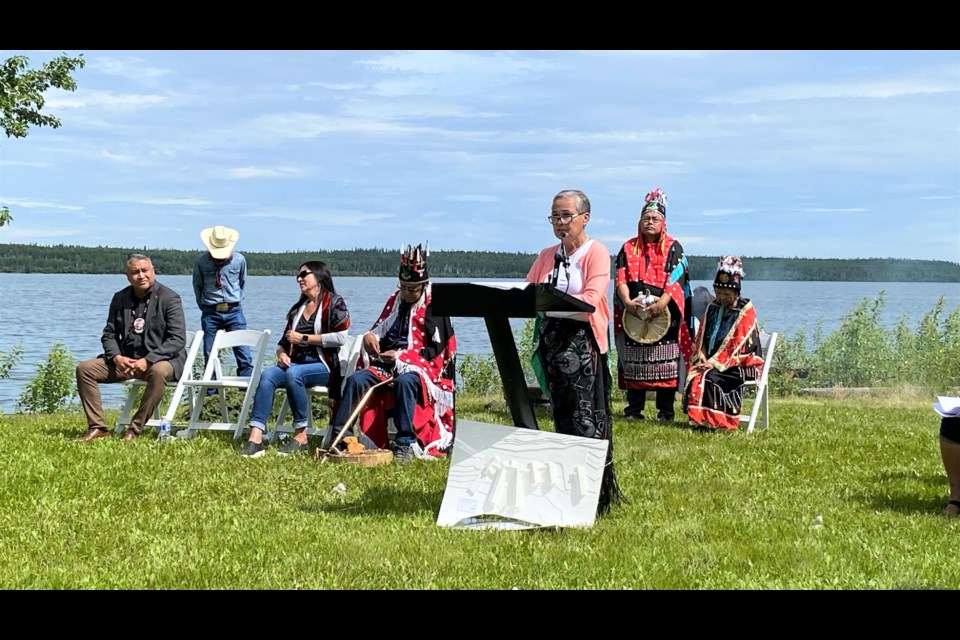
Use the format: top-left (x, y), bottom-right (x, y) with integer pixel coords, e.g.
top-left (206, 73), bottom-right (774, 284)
top-left (934, 396), bottom-right (960, 417)
top-left (468, 280), bottom-right (531, 290)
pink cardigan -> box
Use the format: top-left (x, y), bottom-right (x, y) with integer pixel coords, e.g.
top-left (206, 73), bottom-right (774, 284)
top-left (525, 239), bottom-right (611, 354)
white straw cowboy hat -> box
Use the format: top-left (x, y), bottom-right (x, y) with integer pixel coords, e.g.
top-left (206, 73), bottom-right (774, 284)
top-left (200, 225), bottom-right (240, 260)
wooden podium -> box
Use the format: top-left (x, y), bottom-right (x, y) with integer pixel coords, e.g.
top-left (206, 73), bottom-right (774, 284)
top-left (431, 282), bottom-right (594, 430)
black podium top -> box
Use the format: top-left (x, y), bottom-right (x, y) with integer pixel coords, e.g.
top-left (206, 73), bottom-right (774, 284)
top-left (431, 282), bottom-right (594, 318)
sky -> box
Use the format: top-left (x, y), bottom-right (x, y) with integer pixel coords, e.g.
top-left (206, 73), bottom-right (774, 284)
top-left (1, 50), bottom-right (958, 263)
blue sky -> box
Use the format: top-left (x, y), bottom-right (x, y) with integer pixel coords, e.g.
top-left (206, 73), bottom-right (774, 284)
top-left (1, 50), bottom-right (958, 262)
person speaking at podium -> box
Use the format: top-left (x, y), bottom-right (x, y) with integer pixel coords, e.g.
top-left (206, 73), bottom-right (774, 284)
top-left (525, 189), bottom-right (622, 515)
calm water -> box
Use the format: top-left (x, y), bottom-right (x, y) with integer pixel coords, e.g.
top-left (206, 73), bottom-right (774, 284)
top-left (0, 274), bottom-right (957, 411)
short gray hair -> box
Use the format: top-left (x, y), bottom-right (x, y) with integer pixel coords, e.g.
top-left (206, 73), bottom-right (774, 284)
top-left (553, 189), bottom-right (590, 214)
top-left (125, 252), bottom-right (152, 269)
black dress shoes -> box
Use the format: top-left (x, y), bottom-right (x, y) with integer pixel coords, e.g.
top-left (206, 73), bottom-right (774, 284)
top-left (75, 428), bottom-right (111, 442)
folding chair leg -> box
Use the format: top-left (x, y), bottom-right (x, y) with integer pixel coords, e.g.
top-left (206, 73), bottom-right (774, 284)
top-left (183, 384), bottom-right (209, 439)
top-left (759, 384), bottom-right (769, 430)
top-left (115, 386), bottom-right (140, 435)
top-left (745, 387), bottom-right (762, 434)
top-left (271, 396), bottom-right (291, 443)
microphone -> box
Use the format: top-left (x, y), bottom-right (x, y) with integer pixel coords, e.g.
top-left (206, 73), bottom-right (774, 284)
top-left (551, 232), bottom-right (568, 287)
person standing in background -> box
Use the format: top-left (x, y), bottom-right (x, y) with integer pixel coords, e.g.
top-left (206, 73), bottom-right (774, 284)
top-left (193, 225), bottom-right (252, 379)
top-left (613, 188), bottom-right (694, 423)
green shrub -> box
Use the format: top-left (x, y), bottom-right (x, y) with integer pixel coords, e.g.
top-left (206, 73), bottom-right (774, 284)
top-left (16, 343), bottom-right (76, 414)
top-left (458, 352), bottom-right (502, 397)
top-left (0, 344), bottom-right (23, 379)
top-left (772, 294), bottom-right (960, 395)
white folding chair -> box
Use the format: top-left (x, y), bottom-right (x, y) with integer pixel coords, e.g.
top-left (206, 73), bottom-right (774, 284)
top-left (181, 328), bottom-right (272, 440)
top-left (115, 329), bottom-right (204, 437)
top-left (740, 331), bottom-right (777, 434)
top-left (269, 333), bottom-right (364, 443)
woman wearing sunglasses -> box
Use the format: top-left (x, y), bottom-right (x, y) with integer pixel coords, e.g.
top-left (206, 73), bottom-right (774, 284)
top-left (240, 261), bottom-right (350, 458)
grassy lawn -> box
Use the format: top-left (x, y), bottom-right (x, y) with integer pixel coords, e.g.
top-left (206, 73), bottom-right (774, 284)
top-left (0, 392), bottom-right (955, 589)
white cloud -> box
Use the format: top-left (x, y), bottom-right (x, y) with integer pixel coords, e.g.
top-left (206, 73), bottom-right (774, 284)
top-left (708, 78), bottom-right (959, 105)
top-left (359, 51), bottom-right (556, 98)
top-left (89, 56), bottom-right (173, 83)
top-left (248, 113), bottom-right (424, 139)
top-left (0, 227), bottom-right (80, 239)
top-left (0, 198), bottom-right (83, 211)
top-left (700, 208), bottom-right (758, 217)
top-left (141, 198), bottom-right (216, 206)
top-left (237, 210), bottom-right (394, 225)
top-left (46, 90), bottom-right (178, 111)
top-left (445, 195), bottom-right (501, 203)
top-left (677, 236), bottom-right (712, 245)
top-left (228, 166), bottom-right (308, 179)
top-left (0, 160), bottom-right (52, 168)
top-left (306, 81), bottom-right (367, 92)
top-left (804, 208), bottom-right (868, 213)
top-left (360, 50), bottom-right (554, 76)
top-left (574, 50), bottom-right (713, 60)
top-left (100, 149), bottom-right (139, 163)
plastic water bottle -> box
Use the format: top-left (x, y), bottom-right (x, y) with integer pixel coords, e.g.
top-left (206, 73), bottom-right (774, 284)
top-left (159, 418), bottom-right (172, 441)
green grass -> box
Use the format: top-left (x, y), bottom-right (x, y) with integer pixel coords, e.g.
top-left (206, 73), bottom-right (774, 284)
top-left (0, 392), bottom-right (956, 589)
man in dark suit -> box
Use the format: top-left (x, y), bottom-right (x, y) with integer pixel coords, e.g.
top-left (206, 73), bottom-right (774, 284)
top-left (75, 253), bottom-right (187, 441)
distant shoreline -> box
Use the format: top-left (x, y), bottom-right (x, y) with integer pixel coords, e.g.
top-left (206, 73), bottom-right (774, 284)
top-left (2, 273), bottom-right (959, 285)
top-left (1, 243), bottom-right (958, 282)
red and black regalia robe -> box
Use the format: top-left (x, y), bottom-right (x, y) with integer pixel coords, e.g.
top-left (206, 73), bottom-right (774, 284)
top-left (613, 232), bottom-right (694, 391)
top-left (683, 298), bottom-right (764, 430)
top-left (352, 283), bottom-right (457, 457)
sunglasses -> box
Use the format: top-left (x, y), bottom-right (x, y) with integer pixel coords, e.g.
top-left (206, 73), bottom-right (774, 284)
top-left (296, 270), bottom-right (313, 280)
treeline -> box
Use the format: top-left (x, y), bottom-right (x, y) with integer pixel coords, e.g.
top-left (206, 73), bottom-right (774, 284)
top-left (0, 243), bottom-right (958, 282)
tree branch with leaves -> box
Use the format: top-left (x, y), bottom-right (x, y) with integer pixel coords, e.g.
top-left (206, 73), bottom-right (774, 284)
top-left (0, 52), bottom-right (85, 228)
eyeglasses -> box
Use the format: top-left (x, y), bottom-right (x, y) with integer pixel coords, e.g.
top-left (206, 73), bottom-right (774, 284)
top-left (296, 270), bottom-right (313, 280)
top-left (397, 283), bottom-right (424, 293)
top-left (547, 212), bottom-right (586, 225)
top-left (640, 215), bottom-right (663, 223)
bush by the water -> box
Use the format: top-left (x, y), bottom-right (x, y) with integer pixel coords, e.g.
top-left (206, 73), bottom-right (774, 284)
top-left (16, 343), bottom-right (76, 414)
top-left (770, 293), bottom-right (960, 394)
top-left (454, 293), bottom-right (960, 400)
top-left (0, 343), bottom-right (23, 380)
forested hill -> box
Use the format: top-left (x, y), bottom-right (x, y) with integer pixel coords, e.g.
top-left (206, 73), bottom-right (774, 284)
top-left (0, 243), bottom-right (958, 282)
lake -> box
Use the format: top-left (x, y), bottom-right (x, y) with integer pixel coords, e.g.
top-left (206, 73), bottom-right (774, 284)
top-left (0, 274), bottom-right (957, 412)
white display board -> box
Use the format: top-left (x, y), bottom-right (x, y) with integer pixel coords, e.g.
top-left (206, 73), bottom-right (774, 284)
top-left (436, 420), bottom-right (609, 530)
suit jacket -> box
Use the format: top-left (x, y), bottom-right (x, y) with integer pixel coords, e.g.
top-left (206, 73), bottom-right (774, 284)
top-left (101, 281), bottom-right (187, 379)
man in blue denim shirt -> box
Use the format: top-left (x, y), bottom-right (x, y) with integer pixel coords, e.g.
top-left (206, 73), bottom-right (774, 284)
top-left (193, 225), bottom-right (253, 377)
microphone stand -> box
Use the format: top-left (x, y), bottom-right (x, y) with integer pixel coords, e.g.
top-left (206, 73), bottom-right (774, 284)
top-left (550, 233), bottom-right (569, 287)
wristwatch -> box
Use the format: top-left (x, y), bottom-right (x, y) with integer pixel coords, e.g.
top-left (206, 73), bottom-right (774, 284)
top-left (300, 334), bottom-right (309, 345)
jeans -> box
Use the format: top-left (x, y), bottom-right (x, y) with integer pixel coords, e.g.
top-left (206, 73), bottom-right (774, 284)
top-left (248, 358), bottom-right (330, 430)
top-left (200, 306), bottom-right (253, 377)
top-left (332, 370), bottom-right (421, 445)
